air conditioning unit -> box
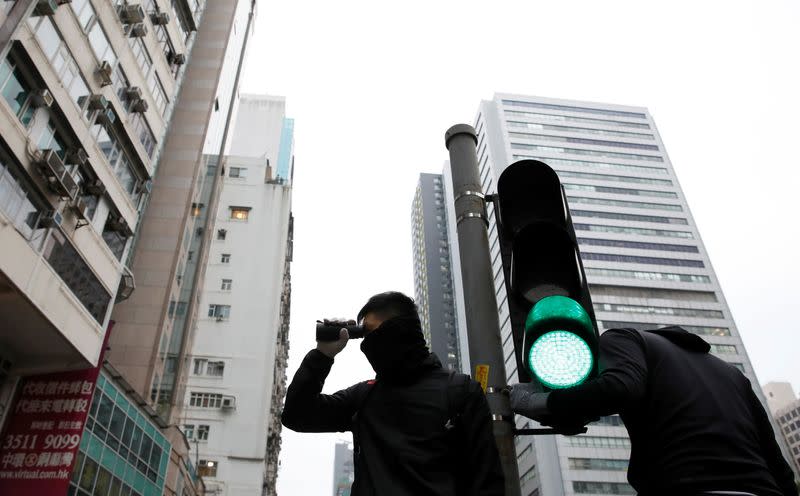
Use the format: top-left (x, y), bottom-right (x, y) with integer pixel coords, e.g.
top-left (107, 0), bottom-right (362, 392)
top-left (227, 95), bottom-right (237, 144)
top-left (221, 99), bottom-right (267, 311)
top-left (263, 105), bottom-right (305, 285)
top-left (65, 148), bottom-right (88, 165)
top-left (36, 150), bottom-right (78, 200)
top-left (128, 23), bottom-right (148, 38)
top-left (38, 210), bottom-right (63, 228)
top-left (85, 179), bottom-right (106, 196)
top-left (172, 53), bottom-right (186, 65)
top-left (107, 216), bottom-right (132, 236)
top-left (88, 94), bottom-right (109, 110)
top-left (221, 396), bottom-right (236, 409)
top-left (97, 61), bottom-right (113, 86)
top-left (32, 89), bottom-right (54, 107)
top-left (98, 108), bottom-right (116, 124)
top-left (150, 12), bottom-right (169, 25)
top-left (125, 86), bottom-right (143, 101)
top-left (34, 0), bottom-right (58, 16)
top-left (119, 4), bottom-right (145, 23)
top-left (131, 99), bottom-right (148, 113)
top-left (70, 197), bottom-right (89, 221)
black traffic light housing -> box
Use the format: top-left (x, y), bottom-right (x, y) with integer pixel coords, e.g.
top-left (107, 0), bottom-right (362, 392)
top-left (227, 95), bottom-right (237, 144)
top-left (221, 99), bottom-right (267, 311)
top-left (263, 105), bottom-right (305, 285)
top-left (493, 160), bottom-right (599, 391)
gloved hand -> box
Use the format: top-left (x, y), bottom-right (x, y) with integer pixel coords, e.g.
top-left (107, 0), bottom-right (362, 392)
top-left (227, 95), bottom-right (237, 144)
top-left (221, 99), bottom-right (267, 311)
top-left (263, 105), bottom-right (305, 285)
top-left (316, 318), bottom-right (354, 358)
top-left (509, 383), bottom-right (592, 435)
top-left (509, 383), bottom-right (551, 421)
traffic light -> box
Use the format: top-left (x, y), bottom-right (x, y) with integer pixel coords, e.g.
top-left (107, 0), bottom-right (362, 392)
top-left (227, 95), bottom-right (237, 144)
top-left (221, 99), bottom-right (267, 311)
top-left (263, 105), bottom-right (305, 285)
top-left (493, 160), bottom-right (599, 391)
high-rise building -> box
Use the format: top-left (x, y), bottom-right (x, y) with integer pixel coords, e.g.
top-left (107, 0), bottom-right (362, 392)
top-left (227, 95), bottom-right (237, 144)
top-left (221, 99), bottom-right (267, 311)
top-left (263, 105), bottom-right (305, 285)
top-left (764, 382), bottom-right (797, 415)
top-left (332, 441), bottom-right (354, 496)
top-left (411, 173), bottom-right (460, 371)
top-left (0, 0), bottom-right (223, 493)
top-left (762, 382), bottom-right (800, 473)
top-left (442, 93), bottom-right (795, 495)
top-left (183, 94), bottom-right (294, 496)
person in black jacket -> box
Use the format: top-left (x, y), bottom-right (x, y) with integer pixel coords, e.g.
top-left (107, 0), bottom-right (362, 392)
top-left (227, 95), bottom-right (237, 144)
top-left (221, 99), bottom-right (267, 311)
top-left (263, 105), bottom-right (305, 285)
top-left (511, 326), bottom-right (798, 496)
top-left (281, 291), bottom-right (505, 496)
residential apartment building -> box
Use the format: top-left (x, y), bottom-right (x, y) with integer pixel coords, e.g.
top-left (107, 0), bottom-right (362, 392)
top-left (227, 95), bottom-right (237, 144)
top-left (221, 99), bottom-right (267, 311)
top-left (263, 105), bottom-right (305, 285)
top-left (183, 95), bottom-right (294, 495)
top-left (411, 173), bottom-right (460, 370)
top-left (0, 0), bottom-right (213, 493)
top-left (441, 93), bottom-right (795, 495)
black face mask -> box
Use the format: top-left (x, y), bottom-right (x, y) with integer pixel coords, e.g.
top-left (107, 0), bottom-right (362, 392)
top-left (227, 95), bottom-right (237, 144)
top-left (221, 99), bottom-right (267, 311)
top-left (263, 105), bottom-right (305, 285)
top-left (360, 316), bottom-right (430, 381)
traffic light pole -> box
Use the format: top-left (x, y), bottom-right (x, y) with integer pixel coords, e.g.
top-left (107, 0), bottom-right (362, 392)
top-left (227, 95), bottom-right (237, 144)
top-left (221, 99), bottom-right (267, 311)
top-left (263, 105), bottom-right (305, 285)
top-left (445, 124), bottom-right (521, 496)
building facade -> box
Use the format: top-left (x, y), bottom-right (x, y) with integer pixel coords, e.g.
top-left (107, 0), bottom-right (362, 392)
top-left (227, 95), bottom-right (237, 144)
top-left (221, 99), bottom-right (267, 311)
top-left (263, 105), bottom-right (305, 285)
top-left (0, 0), bottom-right (218, 493)
top-left (763, 382), bottom-right (800, 474)
top-left (411, 173), bottom-right (460, 371)
top-left (442, 93), bottom-right (795, 495)
top-left (332, 441), bottom-right (354, 496)
top-left (182, 95), bottom-right (294, 495)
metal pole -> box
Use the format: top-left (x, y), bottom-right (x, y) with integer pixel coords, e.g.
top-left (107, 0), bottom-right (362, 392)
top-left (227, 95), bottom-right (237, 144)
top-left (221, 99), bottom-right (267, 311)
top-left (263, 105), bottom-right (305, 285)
top-left (445, 124), bottom-right (521, 496)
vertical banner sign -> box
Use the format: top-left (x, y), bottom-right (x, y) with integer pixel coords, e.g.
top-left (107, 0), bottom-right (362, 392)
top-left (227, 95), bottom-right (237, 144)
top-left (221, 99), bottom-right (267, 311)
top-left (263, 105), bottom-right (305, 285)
top-left (475, 364), bottom-right (490, 392)
top-left (0, 322), bottom-right (113, 494)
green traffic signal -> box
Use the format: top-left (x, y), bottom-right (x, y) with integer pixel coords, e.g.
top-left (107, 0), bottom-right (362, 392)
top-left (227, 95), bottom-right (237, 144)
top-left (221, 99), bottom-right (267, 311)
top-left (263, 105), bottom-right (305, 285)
top-left (524, 295), bottom-right (596, 389)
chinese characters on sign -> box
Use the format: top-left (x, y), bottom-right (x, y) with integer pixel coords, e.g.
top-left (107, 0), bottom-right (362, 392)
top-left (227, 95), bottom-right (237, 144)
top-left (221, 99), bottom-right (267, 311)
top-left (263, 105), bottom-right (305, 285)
top-left (0, 323), bottom-right (112, 495)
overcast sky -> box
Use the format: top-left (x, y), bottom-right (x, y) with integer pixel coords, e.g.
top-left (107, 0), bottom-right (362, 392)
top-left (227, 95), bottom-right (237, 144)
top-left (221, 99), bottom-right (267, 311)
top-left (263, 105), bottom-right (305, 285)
top-left (238, 1), bottom-right (800, 493)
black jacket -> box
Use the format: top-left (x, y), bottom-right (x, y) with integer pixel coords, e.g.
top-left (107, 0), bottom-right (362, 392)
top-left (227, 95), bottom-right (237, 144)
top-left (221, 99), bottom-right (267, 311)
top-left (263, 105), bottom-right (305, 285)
top-left (281, 349), bottom-right (504, 496)
top-left (548, 326), bottom-right (797, 496)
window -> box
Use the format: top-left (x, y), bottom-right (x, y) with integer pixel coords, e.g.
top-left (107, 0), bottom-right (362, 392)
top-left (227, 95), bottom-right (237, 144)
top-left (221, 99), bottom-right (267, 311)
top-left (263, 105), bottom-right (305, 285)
top-left (0, 158), bottom-right (45, 239)
top-left (217, 229), bottom-right (227, 240)
top-left (573, 209), bottom-right (687, 226)
top-left (229, 206), bottom-right (250, 221)
top-left (577, 237), bottom-right (697, 253)
top-left (507, 120), bottom-right (654, 140)
top-left (206, 361), bottom-right (224, 376)
top-left (183, 424), bottom-right (194, 439)
top-left (504, 109), bottom-right (651, 129)
top-left (229, 167), bottom-right (247, 178)
top-left (148, 72), bottom-right (168, 115)
top-left (596, 302), bottom-right (723, 319)
top-left (569, 458), bottom-right (628, 471)
top-left (27, 17), bottom-right (91, 114)
top-left (564, 183), bottom-right (677, 198)
top-left (573, 481), bottom-right (635, 494)
top-left (521, 465), bottom-right (536, 484)
top-left (590, 415), bottom-right (625, 427)
top-left (600, 321), bottom-right (731, 336)
top-left (569, 196), bottom-right (681, 213)
top-left (221, 253), bottom-right (230, 263)
top-left (0, 59), bottom-right (35, 127)
top-left (502, 99), bottom-right (647, 119)
top-left (189, 392), bottom-right (223, 408)
top-left (208, 304), bottom-right (231, 319)
top-left (221, 279), bottom-right (232, 290)
top-left (567, 436), bottom-right (631, 449)
top-left (711, 344), bottom-right (737, 354)
top-left (586, 267), bottom-right (711, 284)
top-left (187, 250), bottom-right (194, 261)
top-left (198, 459), bottom-right (217, 478)
top-left (508, 132), bottom-right (660, 151)
top-left (574, 223), bottom-right (694, 239)
top-left (128, 37), bottom-right (152, 78)
top-left (582, 252), bottom-right (704, 268)
top-left (89, 112), bottom-right (141, 196)
top-left (129, 112), bottom-right (156, 158)
top-left (511, 143), bottom-right (663, 162)
top-left (197, 424), bottom-right (210, 441)
top-left (193, 358), bottom-right (206, 375)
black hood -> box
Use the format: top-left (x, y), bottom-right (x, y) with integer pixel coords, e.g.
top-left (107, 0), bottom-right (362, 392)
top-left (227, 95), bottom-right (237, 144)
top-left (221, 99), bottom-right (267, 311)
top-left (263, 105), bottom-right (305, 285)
top-left (646, 325), bottom-right (711, 353)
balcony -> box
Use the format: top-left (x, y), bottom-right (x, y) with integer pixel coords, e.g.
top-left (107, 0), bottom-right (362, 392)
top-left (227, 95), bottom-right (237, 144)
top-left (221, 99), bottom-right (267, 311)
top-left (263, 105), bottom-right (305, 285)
top-left (0, 163), bottom-right (112, 374)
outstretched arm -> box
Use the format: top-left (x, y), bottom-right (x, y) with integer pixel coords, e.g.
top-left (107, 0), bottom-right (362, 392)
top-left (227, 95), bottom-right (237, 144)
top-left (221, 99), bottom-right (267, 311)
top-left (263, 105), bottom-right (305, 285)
top-left (281, 347), bottom-right (363, 433)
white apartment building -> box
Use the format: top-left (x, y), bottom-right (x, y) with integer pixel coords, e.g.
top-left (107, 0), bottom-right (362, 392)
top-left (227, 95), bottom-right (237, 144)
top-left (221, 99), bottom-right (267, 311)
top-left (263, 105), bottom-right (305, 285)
top-left (443, 93), bottom-right (794, 495)
top-left (182, 95), bottom-right (294, 495)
